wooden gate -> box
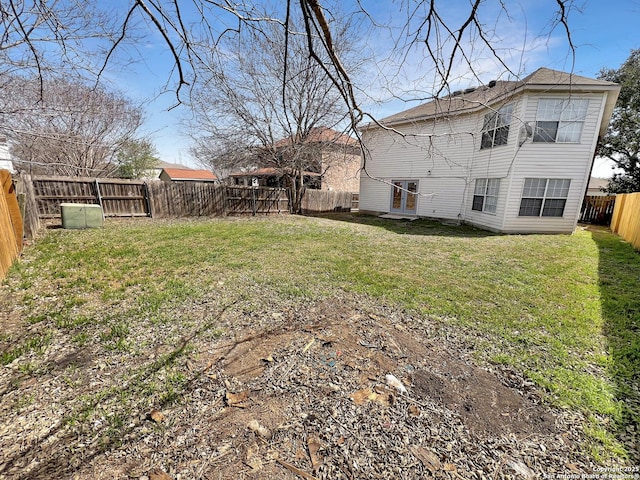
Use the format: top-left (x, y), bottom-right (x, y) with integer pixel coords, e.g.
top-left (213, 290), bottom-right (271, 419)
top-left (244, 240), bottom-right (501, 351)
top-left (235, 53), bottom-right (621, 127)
top-left (225, 186), bottom-right (289, 215)
top-left (579, 195), bottom-right (616, 225)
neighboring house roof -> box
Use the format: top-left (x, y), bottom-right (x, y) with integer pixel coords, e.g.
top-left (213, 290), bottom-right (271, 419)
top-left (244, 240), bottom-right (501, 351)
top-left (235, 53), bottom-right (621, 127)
top-left (161, 168), bottom-right (217, 181)
top-left (141, 161), bottom-right (193, 180)
top-left (367, 67), bottom-right (620, 136)
top-left (156, 160), bottom-right (190, 170)
top-left (229, 167), bottom-right (321, 178)
top-left (274, 127), bottom-right (358, 149)
top-left (587, 177), bottom-right (610, 193)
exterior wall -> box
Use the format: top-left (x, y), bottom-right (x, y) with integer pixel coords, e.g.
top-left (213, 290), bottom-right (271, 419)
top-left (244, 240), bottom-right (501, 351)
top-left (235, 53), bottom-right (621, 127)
top-left (500, 92), bottom-right (607, 233)
top-left (0, 142), bottom-right (14, 173)
top-left (464, 97), bottom-right (525, 231)
top-left (359, 111), bottom-right (475, 218)
top-left (358, 176), bottom-right (391, 214)
top-left (360, 89), bottom-right (610, 234)
top-left (416, 177), bottom-right (468, 220)
top-left (359, 96), bottom-right (524, 225)
top-left (361, 113), bottom-right (478, 181)
top-left (321, 147), bottom-right (361, 192)
top-left (359, 174), bottom-right (467, 220)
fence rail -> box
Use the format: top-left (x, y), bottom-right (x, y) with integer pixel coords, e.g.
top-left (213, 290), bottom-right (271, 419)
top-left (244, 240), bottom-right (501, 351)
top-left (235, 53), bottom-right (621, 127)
top-left (611, 192), bottom-right (640, 250)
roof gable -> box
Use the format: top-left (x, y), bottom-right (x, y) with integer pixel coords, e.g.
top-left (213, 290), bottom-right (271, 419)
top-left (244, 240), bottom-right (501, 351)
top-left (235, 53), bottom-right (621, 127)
top-left (156, 160), bottom-right (190, 170)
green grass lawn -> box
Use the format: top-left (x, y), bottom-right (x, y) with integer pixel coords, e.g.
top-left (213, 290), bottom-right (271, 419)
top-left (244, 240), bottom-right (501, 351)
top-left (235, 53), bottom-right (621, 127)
top-left (2, 214), bottom-right (639, 463)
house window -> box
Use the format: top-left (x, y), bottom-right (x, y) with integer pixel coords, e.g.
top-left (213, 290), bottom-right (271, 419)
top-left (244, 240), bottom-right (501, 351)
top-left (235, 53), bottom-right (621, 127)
top-left (518, 178), bottom-right (571, 217)
top-left (533, 99), bottom-right (589, 143)
top-left (472, 178), bottom-right (500, 213)
top-left (480, 104), bottom-right (513, 149)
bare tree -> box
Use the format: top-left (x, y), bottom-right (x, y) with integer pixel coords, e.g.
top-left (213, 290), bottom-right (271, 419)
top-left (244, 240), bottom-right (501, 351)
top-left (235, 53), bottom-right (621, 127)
top-left (0, 1), bottom-right (140, 83)
top-left (2, 1), bottom-right (576, 112)
top-left (1, 0), bottom-right (577, 184)
top-left (189, 5), bottom-right (364, 211)
top-left (1, 76), bottom-right (145, 177)
top-left (191, 134), bottom-right (257, 181)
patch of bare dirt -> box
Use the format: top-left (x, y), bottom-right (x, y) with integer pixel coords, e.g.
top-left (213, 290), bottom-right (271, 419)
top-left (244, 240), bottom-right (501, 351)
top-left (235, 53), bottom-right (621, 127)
top-left (0, 296), bottom-right (603, 479)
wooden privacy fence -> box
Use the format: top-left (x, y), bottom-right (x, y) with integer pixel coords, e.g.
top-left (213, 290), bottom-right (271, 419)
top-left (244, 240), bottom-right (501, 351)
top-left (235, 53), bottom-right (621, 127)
top-left (301, 189), bottom-right (354, 213)
top-left (147, 183), bottom-right (289, 217)
top-left (22, 175), bottom-right (292, 225)
top-left (19, 174), bottom-right (356, 237)
top-left (225, 186), bottom-right (289, 215)
top-left (30, 176), bottom-right (150, 218)
top-left (147, 181), bottom-right (226, 218)
top-left (610, 192), bottom-right (640, 250)
top-left (579, 195), bottom-right (617, 225)
top-left (0, 170), bottom-right (23, 280)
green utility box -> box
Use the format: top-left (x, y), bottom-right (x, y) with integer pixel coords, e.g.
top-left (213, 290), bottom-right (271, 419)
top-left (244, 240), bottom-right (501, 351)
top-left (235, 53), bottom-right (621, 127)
top-left (60, 203), bottom-right (104, 229)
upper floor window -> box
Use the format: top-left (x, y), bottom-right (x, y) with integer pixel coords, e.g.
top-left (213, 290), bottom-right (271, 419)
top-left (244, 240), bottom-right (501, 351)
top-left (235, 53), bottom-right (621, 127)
top-left (481, 104), bottom-right (513, 149)
top-left (518, 178), bottom-right (571, 217)
top-left (472, 178), bottom-right (500, 213)
top-left (533, 99), bottom-right (589, 143)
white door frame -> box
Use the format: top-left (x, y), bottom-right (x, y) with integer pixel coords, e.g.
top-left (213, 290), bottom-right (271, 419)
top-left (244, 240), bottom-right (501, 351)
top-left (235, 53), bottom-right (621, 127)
top-left (390, 179), bottom-right (418, 214)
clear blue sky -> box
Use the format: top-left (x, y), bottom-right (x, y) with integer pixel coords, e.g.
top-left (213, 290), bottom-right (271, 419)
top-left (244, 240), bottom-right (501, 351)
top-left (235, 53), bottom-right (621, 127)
top-left (110, 0), bottom-right (639, 177)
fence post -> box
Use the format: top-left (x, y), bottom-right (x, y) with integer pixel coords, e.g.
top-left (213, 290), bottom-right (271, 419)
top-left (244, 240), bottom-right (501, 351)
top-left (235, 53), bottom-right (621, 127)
top-left (251, 186), bottom-right (256, 216)
top-left (17, 174), bottom-right (40, 238)
top-left (610, 194), bottom-right (626, 233)
top-left (94, 179), bottom-right (104, 212)
top-left (143, 182), bottom-right (153, 217)
top-left (223, 185), bottom-right (229, 216)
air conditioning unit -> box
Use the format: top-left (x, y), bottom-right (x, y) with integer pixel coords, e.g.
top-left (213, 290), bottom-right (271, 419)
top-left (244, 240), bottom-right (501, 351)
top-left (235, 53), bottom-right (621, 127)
top-left (60, 203), bottom-right (104, 229)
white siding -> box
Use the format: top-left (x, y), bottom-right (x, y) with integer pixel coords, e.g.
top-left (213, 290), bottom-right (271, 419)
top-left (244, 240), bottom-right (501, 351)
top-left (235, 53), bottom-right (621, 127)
top-left (468, 97), bottom-right (525, 178)
top-left (360, 90), bottom-right (609, 233)
top-left (464, 177), bottom-right (509, 231)
top-left (501, 92), bottom-right (606, 233)
top-left (361, 113), bottom-right (479, 180)
top-left (359, 176), bottom-right (392, 213)
top-left (359, 173), bottom-right (467, 220)
top-left (464, 97), bottom-right (525, 231)
top-left (360, 96), bottom-right (525, 227)
top-left (416, 177), bottom-right (468, 220)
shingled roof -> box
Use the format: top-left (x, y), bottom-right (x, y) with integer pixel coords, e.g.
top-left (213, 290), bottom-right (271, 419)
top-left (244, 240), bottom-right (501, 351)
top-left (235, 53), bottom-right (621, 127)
top-left (161, 168), bottom-right (217, 182)
top-left (368, 67), bottom-right (619, 129)
top-left (273, 127), bottom-right (358, 148)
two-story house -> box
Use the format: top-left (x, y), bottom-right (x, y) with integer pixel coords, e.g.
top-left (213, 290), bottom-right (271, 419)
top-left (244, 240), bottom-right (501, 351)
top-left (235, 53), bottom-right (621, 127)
top-left (358, 68), bottom-right (620, 233)
top-left (230, 127), bottom-right (361, 193)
